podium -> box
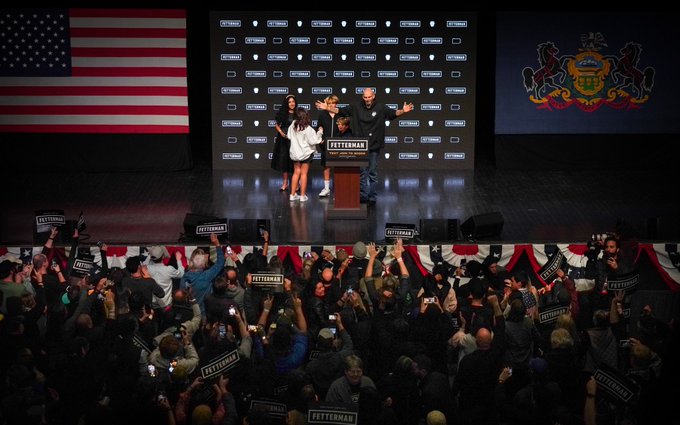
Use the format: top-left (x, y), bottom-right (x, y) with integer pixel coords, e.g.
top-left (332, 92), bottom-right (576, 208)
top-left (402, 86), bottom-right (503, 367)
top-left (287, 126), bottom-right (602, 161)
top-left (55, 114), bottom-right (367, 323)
top-left (325, 138), bottom-right (369, 219)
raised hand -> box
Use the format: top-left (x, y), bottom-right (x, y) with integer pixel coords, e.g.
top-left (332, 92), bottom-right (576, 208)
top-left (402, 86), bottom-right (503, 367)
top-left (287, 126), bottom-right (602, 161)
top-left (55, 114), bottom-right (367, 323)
top-left (293, 294), bottom-right (303, 310)
top-left (367, 242), bottom-right (378, 258)
top-left (393, 238), bottom-right (405, 257)
top-left (263, 294), bottom-right (274, 311)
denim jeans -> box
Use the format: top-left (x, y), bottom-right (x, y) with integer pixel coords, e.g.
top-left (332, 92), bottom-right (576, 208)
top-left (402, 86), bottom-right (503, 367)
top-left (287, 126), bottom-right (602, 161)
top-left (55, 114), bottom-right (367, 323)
top-left (360, 150), bottom-right (379, 201)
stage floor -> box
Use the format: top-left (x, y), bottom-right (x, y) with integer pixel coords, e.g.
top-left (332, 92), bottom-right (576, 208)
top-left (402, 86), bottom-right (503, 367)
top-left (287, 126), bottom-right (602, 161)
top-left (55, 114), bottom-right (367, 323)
top-left (3, 159), bottom-right (678, 246)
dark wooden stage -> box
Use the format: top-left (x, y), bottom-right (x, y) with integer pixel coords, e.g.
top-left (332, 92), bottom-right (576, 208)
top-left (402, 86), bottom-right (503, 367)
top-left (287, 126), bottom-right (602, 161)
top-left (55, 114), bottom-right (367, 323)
top-left (2, 157), bottom-right (678, 247)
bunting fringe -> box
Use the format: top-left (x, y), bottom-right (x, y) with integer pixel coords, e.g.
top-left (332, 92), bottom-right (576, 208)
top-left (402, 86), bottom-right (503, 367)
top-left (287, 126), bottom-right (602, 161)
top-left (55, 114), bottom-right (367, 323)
top-left (2, 243), bottom-right (678, 291)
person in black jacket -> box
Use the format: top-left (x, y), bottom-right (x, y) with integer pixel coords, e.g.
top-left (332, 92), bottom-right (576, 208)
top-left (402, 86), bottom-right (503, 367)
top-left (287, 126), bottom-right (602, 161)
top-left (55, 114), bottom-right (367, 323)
top-left (305, 314), bottom-right (354, 399)
top-left (315, 88), bottom-right (414, 206)
top-left (453, 294), bottom-right (506, 425)
top-left (305, 280), bottom-right (332, 340)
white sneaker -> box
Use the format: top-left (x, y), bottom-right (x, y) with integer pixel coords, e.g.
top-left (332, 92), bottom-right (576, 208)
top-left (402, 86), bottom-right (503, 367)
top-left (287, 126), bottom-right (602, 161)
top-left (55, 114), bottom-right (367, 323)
top-left (318, 187), bottom-right (331, 197)
top-left (289, 194), bottom-right (300, 201)
top-left (299, 195), bottom-right (309, 202)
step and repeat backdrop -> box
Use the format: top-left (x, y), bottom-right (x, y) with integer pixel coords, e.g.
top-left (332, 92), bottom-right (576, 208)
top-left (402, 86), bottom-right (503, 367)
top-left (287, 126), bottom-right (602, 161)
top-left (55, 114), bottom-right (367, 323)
top-left (210, 11), bottom-right (477, 170)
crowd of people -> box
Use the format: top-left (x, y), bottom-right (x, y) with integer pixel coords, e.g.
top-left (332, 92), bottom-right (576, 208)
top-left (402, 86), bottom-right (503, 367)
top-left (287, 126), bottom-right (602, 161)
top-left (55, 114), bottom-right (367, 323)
top-left (0, 226), bottom-right (677, 425)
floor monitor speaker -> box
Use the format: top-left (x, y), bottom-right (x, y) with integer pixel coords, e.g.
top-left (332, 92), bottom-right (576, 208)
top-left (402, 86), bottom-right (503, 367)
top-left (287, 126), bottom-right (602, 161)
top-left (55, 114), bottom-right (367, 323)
top-left (229, 219), bottom-right (270, 243)
top-left (460, 212), bottom-right (504, 239)
top-left (419, 219), bottom-right (460, 242)
top-left (182, 213), bottom-right (219, 240)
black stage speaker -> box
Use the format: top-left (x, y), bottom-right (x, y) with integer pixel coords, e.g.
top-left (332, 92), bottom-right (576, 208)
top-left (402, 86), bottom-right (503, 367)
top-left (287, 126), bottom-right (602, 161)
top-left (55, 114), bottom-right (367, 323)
top-left (460, 212), bottom-right (504, 239)
top-left (229, 219), bottom-right (270, 243)
top-left (182, 213), bottom-right (219, 240)
top-left (419, 219), bottom-right (460, 242)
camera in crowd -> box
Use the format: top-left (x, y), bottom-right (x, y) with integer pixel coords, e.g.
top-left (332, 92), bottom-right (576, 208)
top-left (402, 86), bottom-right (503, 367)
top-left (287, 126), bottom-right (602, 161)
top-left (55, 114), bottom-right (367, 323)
top-left (586, 232), bottom-right (613, 260)
top-left (588, 232), bottom-right (614, 250)
top-left (591, 232), bottom-right (614, 242)
top-left (173, 326), bottom-right (183, 340)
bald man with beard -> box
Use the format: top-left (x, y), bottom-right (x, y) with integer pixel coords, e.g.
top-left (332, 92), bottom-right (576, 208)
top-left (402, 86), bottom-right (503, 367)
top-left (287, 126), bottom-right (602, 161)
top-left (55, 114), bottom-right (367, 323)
top-left (452, 295), bottom-right (506, 425)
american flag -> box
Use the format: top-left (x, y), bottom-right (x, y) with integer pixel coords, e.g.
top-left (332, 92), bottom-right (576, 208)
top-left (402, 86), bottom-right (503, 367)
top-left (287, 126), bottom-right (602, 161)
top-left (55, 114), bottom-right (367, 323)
top-left (0, 8), bottom-right (188, 133)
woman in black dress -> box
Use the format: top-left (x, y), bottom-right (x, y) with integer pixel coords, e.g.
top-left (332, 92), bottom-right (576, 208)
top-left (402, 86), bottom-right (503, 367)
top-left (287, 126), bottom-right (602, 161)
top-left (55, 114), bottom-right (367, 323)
top-left (271, 94), bottom-right (297, 191)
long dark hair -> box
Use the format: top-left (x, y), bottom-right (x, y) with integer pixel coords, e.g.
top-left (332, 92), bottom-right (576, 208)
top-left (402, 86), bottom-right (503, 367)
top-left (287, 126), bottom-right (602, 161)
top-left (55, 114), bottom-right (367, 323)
top-left (275, 94), bottom-right (297, 123)
top-left (293, 107), bottom-right (311, 131)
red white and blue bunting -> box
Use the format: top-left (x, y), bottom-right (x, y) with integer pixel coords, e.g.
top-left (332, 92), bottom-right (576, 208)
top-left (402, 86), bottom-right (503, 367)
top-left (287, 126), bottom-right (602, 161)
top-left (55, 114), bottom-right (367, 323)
top-left (2, 243), bottom-right (678, 291)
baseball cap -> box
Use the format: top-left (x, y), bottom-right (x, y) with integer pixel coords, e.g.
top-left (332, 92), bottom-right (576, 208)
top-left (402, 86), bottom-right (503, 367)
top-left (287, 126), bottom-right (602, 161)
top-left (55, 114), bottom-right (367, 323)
top-left (352, 241), bottom-right (367, 260)
top-left (529, 357), bottom-right (549, 375)
top-left (276, 313), bottom-right (293, 329)
top-left (149, 246), bottom-right (168, 261)
top-left (318, 328), bottom-right (334, 340)
top-left (0, 254), bottom-right (22, 265)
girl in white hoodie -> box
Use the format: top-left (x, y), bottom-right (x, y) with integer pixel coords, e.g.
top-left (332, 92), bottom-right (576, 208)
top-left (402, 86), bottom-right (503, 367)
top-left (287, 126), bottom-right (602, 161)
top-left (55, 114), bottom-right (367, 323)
top-left (287, 107), bottom-right (324, 202)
